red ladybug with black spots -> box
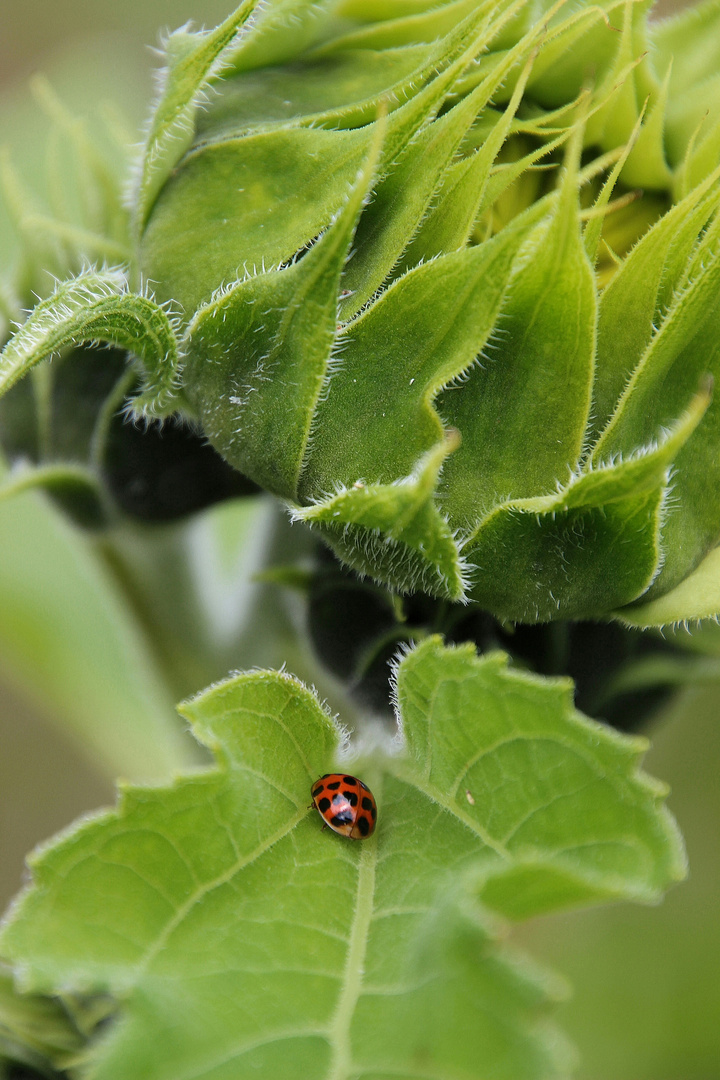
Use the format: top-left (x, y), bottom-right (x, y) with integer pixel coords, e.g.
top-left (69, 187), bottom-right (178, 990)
top-left (310, 774), bottom-right (377, 839)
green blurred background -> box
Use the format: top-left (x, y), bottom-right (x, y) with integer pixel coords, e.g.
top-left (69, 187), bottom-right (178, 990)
top-left (1, 2), bottom-right (718, 1079)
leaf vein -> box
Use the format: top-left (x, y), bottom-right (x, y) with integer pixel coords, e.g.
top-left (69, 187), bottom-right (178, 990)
top-left (134, 806), bottom-right (309, 976)
top-left (171, 1027), bottom-right (328, 1080)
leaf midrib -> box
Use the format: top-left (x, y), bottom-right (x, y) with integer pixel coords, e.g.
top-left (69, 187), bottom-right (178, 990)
top-left (325, 835), bottom-right (378, 1080)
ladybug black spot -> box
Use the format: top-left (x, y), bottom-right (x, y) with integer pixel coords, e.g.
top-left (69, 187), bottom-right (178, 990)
top-left (318, 797), bottom-right (331, 813)
top-left (327, 780), bottom-right (341, 790)
top-left (361, 797), bottom-right (373, 812)
top-left (357, 817), bottom-right (370, 836)
top-left (343, 776), bottom-right (357, 785)
top-left (370, 805), bottom-right (377, 820)
top-left (344, 791), bottom-right (358, 807)
top-left (331, 812), bottom-right (352, 827)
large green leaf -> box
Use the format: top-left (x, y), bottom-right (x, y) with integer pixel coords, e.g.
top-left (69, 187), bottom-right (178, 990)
top-left (520, 679), bottom-right (720, 1079)
top-left (0, 473), bottom-right (193, 781)
top-left (0, 639), bottom-right (684, 1079)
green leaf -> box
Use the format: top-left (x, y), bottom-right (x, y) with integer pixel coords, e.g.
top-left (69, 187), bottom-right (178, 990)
top-left (439, 123), bottom-right (595, 524)
top-left (198, 44), bottom-right (433, 133)
top-left (335, 0), bottom-right (452, 19)
top-left (0, 639), bottom-right (683, 1079)
top-left (185, 121), bottom-right (383, 499)
top-left (132, 0), bottom-right (263, 236)
top-left (141, 122), bottom-right (373, 315)
top-left (184, 147), bottom-right (536, 599)
top-left (651, 0), bottom-right (720, 168)
top-left (620, 62), bottom-right (672, 190)
top-left (523, 0), bottom-right (627, 108)
top-left (465, 382), bottom-right (710, 622)
top-left (576, 0), bottom-right (669, 190)
top-left (652, 0), bottom-right (720, 102)
top-left (591, 163), bottom-right (720, 438)
top-left (617, 545), bottom-right (720, 628)
top-left (0, 473), bottom-right (194, 781)
top-left (0, 75), bottom-right (133, 301)
top-left (335, 7), bottom-right (546, 316)
top-left (337, 79), bottom-right (492, 319)
top-left (292, 214), bottom-right (535, 599)
top-left (228, 0), bottom-right (338, 72)
top-left (0, 963), bottom-right (84, 1074)
top-left (0, 462), bottom-right (104, 529)
top-left (396, 53), bottom-right (538, 267)
top-left (303, 223), bottom-right (522, 505)
top-left (139, 2), bottom-right (505, 316)
top-left (0, 269), bottom-right (182, 418)
top-left (594, 208), bottom-right (720, 597)
top-left (0, 149), bottom-right (69, 299)
top-left (583, 105), bottom-right (645, 265)
top-left (393, 638), bottom-right (684, 913)
top-left (295, 434), bottom-right (466, 600)
top-left (519, 683), bottom-right (720, 1078)
top-left (30, 76), bottom-right (128, 249)
top-left (319, 0), bottom-right (482, 52)
top-left (469, 127), bottom-right (571, 233)
top-left (679, 106), bottom-right (720, 196)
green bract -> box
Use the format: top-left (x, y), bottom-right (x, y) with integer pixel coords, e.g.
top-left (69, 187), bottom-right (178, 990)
top-left (2, 0), bottom-right (720, 625)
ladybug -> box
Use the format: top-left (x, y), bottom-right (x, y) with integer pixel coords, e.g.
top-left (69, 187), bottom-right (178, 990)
top-left (310, 774), bottom-right (377, 839)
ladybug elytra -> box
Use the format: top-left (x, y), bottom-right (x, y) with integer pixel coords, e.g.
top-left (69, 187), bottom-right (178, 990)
top-left (310, 773), bottom-right (377, 839)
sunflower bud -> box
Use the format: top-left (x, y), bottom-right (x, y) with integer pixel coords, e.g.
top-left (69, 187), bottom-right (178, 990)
top-left (3, 0), bottom-right (720, 628)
